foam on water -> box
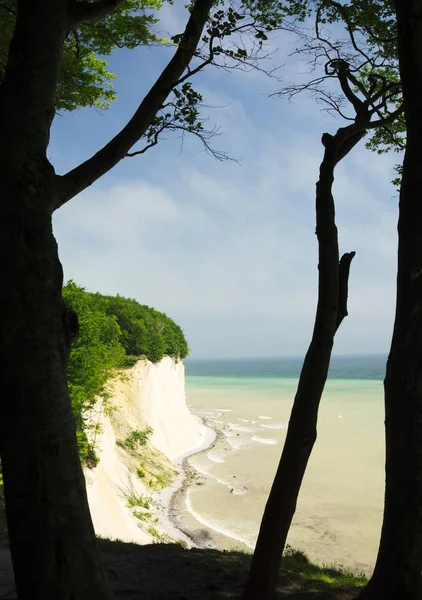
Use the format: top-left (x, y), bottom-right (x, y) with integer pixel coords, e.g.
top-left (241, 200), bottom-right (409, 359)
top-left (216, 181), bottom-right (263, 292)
top-left (188, 458), bottom-right (233, 489)
top-left (252, 436), bottom-right (278, 445)
top-left (227, 437), bottom-right (244, 449)
top-left (231, 486), bottom-right (248, 496)
top-left (207, 450), bottom-right (226, 463)
top-left (228, 423), bottom-right (255, 433)
top-left (258, 415), bottom-right (272, 420)
top-left (185, 490), bottom-right (254, 549)
top-left (260, 423), bottom-right (288, 430)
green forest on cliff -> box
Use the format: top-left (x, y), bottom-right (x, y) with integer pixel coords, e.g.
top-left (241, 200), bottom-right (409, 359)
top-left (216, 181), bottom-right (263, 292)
top-left (63, 280), bottom-right (189, 463)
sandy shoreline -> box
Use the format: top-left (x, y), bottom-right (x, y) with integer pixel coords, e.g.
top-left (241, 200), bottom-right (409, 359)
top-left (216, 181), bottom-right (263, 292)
top-left (153, 415), bottom-right (218, 546)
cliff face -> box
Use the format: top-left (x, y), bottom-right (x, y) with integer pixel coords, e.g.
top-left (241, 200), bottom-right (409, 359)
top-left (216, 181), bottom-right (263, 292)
top-left (84, 356), bottom-right (205, 544)
top-left (133, 358), bottom-right (203, 460)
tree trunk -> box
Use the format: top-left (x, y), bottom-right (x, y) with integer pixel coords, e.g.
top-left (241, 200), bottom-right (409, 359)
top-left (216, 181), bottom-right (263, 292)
top-left (0, 163), bottom-right (111, 599)
top-left (357, 3), bottom-right (422, 599)
top-left (242, 133), bottom-right (355, 600)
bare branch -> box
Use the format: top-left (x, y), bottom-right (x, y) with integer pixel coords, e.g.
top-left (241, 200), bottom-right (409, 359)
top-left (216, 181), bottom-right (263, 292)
top-left (319, 96), bottom-right (354, 121)
top-left (327, 59), bottom-right (366, 113)
top-left (127, 123), bottom-right (233, 162)
top-left (366, 104), bottom-right (404, 129)
top-left (327, 0), bottom-right (372, 64)
top-left (172, 30), bottom-right (217, 87)
top-left (336, 251), bottom-right (356, 332)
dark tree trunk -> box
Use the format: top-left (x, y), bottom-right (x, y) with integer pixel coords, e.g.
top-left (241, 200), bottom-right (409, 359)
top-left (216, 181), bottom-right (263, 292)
top-left (0, 0), bottom-right (215, 596)
top-left (0, 163), bottom-right (112, 600)
top-left (357, 3), bottom-right (422, 599)
top-left (0, 2), bottom-right (112, 597)
top-left (242, 132), bottom-right (356, 600)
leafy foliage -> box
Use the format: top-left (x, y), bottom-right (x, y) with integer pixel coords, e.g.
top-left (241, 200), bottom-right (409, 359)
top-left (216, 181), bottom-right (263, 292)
top-left (63, 281), bottom-right (189, 464)
top-left (276, 0), bottom-right (404, 184)
top-left (0, 0), bottom-right (164, 111)
top-left (64, 281), bottom-right (126, 464)
top-left (88, 291), bottom-right (189, 361)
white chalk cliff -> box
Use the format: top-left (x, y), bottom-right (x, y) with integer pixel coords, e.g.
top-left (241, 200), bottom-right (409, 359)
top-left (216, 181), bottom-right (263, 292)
top-left (84, 356), bottom-right (206, 544)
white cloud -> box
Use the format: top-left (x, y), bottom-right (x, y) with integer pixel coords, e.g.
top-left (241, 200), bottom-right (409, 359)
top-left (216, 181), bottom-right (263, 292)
top-left (50, 24), bottom-right (401, 359)
top-left (54, 124), bottom-right (398, 358)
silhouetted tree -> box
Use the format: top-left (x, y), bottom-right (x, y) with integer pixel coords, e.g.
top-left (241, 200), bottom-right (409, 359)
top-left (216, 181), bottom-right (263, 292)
top-left (0, 0), bottom-right (286, 597)
top-left (243, 13), bottom-right (402, 599)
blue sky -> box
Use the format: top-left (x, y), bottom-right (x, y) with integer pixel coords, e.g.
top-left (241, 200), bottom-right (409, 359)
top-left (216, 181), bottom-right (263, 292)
top-left (51, 4), bottom-right (399, 358)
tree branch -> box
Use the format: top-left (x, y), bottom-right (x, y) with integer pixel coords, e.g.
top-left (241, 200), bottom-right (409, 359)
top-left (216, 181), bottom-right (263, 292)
top-left (327, 59), bottom-right (366, 113)
top-left (69, 0), bottom-right (126, 27)
top-left (335, 251), bottom-right (356, 331)
top-left (366, 104), bottom-right (404, 129)
top-left (58, 0), bottom-right (215, 208)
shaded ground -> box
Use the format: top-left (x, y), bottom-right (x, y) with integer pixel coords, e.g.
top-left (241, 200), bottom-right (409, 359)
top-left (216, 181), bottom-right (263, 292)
top-left (0, 534), bottom-right (366, 599)
top-left (1, 537), bottom-right (366, 600)
top-left (98, 539), bottom-right (365, 600)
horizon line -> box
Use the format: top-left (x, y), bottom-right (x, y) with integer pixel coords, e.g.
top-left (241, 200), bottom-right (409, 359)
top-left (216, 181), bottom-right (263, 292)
top-left (185, 353), bottom-right (388, 361)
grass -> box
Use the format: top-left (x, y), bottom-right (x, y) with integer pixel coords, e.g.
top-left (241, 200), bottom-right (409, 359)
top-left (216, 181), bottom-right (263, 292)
top-left (97, 538), bottom-right (367, 599)
top-left (148, 470), bottom-right (174, 490)
top-left (147, 525), bottom-right (160, 538)
top-left (282, 545), bottom-right (367, 589)
top-left (0, 484), bottom-right (6, 542)
top-left (133, 510), bottom-right (152, 522)
top-left (126, 494), bottom-right (151, 510)
top-left (134, 457), bottom-right (176, 491)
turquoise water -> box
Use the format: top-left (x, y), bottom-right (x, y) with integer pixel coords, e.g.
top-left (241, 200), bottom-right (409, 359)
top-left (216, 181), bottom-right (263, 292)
top-left (185, 354), bottom-right (386, 380)
top-left (181, 355), bottom-right (386, 574)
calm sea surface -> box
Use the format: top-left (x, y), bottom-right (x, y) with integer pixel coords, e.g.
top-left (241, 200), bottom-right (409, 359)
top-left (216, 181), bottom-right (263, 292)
top-left (181, 355), bottom-right (387, 574)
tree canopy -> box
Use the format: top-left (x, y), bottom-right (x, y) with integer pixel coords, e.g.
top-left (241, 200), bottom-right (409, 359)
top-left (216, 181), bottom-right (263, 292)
top-left (0, 0), bottom-right (164, 110)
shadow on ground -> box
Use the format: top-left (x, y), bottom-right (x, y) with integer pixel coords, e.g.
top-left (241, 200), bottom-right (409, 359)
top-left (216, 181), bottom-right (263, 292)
top-left (0, 537), bottom-right (365, 600)
top-left (98, 538), bottom-right (363, 600)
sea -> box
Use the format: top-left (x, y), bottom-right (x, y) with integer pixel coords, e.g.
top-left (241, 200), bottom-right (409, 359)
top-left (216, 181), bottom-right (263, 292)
top-left (180, 355), bottom-right (387, 575)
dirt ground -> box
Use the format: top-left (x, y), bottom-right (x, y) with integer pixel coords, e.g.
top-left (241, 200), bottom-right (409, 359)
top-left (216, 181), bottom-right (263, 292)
top-left (0, 537), bottom-right (364, 600)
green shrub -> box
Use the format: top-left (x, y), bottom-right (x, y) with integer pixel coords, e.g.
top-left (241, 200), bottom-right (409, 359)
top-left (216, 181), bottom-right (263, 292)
top-left (120, 427), bottom-right (153, 451)
top-left (136, 467), bottom-right (146, 479)
top-left (122, 355), bottom-right (140, 368)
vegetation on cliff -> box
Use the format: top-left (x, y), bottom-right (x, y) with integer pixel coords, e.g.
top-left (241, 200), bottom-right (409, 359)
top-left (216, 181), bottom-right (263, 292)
top-left (63, 280), bottom-right (189, 463)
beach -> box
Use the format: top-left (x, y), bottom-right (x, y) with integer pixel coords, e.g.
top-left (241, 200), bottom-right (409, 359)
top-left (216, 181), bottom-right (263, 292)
top-left (160, 357), bottom-right (386, 575)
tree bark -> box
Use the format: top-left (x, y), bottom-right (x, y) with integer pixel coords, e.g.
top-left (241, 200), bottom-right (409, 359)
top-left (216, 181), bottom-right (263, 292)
top-left (0, 0), bottom-right (215, 597)
top-left (0, 4), bottom-right (111, 597)
top-left (0, 163), bottom-right (112, 600)
top-left (357, 2), bottom-right (422, 598)
top-left (242, 131), bottom-right (356, 600)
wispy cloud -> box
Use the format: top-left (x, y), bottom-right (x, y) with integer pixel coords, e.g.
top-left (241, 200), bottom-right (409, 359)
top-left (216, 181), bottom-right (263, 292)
top-left (54, 100), bottom-right (398, 358)
top-left (50, 7), bottom-right (400, 358)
